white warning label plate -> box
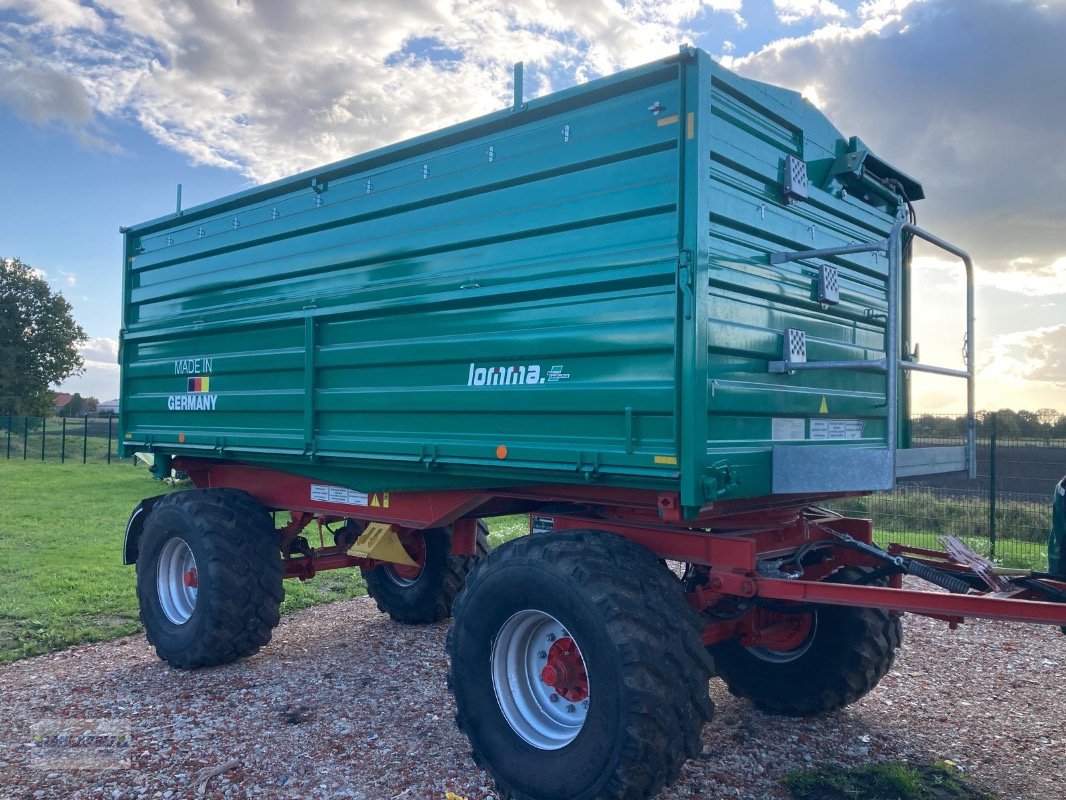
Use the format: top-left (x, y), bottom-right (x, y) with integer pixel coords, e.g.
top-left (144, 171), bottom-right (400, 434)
top-left (809, 419), bottom-right (864, 441)
top-left (771, 418), bottom-right (806, 441)
top-left (310, 484), bottom-right (369, 506)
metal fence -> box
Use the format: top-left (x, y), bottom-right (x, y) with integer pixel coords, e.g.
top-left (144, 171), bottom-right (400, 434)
top-left (2, 415), bottom-right (119, 464)
top-left (2, 410), bottom-right (1061, 568)
top-left (830, 413), bottom-right (1064, 569)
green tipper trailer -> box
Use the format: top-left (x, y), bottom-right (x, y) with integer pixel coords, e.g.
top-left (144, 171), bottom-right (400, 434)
top-left (120, 48), bottom-right (1066, 800)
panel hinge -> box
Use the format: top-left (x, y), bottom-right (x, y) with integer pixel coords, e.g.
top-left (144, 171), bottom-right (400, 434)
top-left (679, 250), bottom-right (695, 320)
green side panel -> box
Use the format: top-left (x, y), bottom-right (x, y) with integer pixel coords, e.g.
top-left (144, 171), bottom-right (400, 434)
top-left (121, 58), bottom-right (688, 493)
top-left (119, 49), bottom-right (920, 507)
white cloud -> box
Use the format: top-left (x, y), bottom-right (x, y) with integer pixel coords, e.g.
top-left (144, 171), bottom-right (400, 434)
top-left (79, 337), bottom-right (119, 367)
top-left (774, 0), bottom-right (849, 25)
top-left (729, 0), bottom-right (1066, 278)
top-left (981, 324), bottom-right (1066, 385)
top-left (856, 0), bottom-right (923, 22)
top-left (57, 338), bottom-right (121, 401)
top-left (0, 0), bottom-right (738, 181)
top-left (978, 256), bottom-right (1066, 298)
top-left (58, 269), bottom-right (77, 288)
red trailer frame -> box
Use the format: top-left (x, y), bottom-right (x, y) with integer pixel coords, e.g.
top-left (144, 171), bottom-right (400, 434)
top-left (172, 458), bottom-right (1066, 634)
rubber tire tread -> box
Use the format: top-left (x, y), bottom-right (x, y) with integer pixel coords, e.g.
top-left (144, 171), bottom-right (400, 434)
top-left (364, 521), bottom-right (489, 624)
top-left (711, 566), bottom-right (902, 716)
top-left (448, 530), bottom-right (715, 800)
top-left (136, 489), bottom-right (284, 670)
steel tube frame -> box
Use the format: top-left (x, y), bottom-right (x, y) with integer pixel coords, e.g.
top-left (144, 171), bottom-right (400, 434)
top-left (769, 221), bottom-right (976, 479)
top-left (756, 576), bottom-right (1066, 627)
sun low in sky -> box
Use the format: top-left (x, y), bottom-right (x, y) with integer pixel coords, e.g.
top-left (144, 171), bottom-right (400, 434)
top-left (1, 0), bottom-right (1063, 413)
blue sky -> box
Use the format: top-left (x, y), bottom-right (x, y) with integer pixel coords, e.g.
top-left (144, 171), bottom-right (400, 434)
top-left (1, 0), bottom-right (1064, 412)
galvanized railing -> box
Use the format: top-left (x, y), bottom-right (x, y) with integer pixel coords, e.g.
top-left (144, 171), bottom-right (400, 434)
top-left (768, 219), bottom-right (976, 482)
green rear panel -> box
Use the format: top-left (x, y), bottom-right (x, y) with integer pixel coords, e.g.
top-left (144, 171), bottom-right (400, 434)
top-left (119, 50), bottom-right (915, 510)
top-left (698, 60), bottom-right (902, 501)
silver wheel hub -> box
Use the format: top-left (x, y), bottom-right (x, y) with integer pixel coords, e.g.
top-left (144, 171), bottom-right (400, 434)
top-left (157, 537), bottom-right (198, 625)
top-left (491, 609), bottom-right (589, 750)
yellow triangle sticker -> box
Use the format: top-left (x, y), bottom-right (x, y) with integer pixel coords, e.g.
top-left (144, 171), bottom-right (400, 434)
top-left (819, 397), bottom-right (829, 414)
top-left (370, 494), bottom-right (380, 507)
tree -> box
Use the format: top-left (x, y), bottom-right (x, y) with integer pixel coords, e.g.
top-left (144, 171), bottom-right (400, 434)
top-left (66, 392), bottom-right (86, 417)
top-left (0, 257), bottom-right (86, 414)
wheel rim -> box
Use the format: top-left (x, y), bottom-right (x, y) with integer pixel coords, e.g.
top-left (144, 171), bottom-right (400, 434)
top-left (383, 531), bottom-right (426, 587)
top-left (157, 537), bottom-right (198, 625)
top-left (743, 608), bottom-right (817, 663)
top-left (491, 610), bottom-right (590, 750)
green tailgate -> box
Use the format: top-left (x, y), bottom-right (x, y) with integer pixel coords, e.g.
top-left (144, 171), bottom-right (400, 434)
top-left (120, 49), bottom-right (923, 512)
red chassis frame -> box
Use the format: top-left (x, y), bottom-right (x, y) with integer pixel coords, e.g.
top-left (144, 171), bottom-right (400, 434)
top-left (174, 458), bottom-right (1066, 632)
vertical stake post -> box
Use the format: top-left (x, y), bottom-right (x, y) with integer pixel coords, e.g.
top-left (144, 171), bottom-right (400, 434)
top-left (107, 415), bottom-right (113, 464)
top-left (988, 412), bottom-right (997, 559)
top-left (61, 416), bottom-right (67, 463)
top-left (513, 62), bottom-right (524, 111)
top-left (40, 416), bottom-right (46, 461)
top-left (83, 415), bottom-right (89, 464)
top-left (22, 417), bottom-right (28, 460)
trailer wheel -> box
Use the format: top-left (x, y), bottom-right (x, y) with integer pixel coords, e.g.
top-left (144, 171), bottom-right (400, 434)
top-left (363, 521), bottom-right (488, 624)
top-left (710, 566), bottom-right (902, 716)
top-left (136, 489), bottom-right (284, 669)
top-left (448, 530), bottom-right (715, 800)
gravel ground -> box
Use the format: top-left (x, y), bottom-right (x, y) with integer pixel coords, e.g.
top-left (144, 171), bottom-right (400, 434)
top-left (1, 591), bottom-right (1063, 800)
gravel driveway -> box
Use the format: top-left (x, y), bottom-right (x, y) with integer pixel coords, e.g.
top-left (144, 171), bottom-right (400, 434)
top-left (1, 594), bottom-right (1062, 800)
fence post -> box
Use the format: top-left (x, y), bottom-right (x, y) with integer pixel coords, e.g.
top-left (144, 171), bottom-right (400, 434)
top-left (5, 415), bottom-right (10, 459)
top-left (61, 416), bottom-right (67, 463)
top-left (988, 411), bottom-right (997, 559)
top-left (106, 415), bottom-right (113, 464)
top-left (83, 415), bottom-right (89, 464)
top-left (40, 416), bottom-right (46, 461)
top-left (22, 417), bottom-right (28, 460)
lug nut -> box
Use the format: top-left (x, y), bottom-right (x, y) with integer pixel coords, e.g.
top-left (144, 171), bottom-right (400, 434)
top-left (537, 650), bottom-right (547, 659)
top-left (582, 700), bottom-right (589, 710)
top-left (546, 633), bottom-right (556, 642)
top-left (566, 704), bottom-right (576, 713)
top-left (549, 693), bottom-right (559, 703)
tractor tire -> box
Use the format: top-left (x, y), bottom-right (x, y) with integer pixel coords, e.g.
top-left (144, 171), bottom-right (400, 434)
top-left (363, 521), bottom-right (488, 624)
top-left (710, 565), bottom-right (902, 716)
top-left (447, 530), bottom-right (715, 800)
top-left (135, 489), bottom-right (284, 670)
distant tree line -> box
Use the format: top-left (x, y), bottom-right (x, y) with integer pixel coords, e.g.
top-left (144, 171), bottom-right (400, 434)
top-left (913, 409), bottom-right (1066, 442)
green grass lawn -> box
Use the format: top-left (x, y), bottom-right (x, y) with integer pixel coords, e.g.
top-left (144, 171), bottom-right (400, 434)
top-left (0, 460), bottom-right (1052, 665)
top-left (874, 531), bottom-right (1048, 571)
top-left (0, 461), bottom-right (368, 664)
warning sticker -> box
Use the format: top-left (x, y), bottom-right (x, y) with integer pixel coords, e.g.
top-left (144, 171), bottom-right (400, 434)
top-left (771, 418), bottom-right (806, 441)
top-left (809, 419), bottom-right (864, 441)
top-left (310, 484), bottom-right (369, 507)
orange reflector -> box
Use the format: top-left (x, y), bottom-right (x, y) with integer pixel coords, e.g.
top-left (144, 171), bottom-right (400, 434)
top-left (178, 433), bottom-right (186, 443)
top-left (496, 445), bottom-right (508, 459)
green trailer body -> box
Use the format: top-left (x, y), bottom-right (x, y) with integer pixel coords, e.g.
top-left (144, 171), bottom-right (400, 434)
top-left (118, 48), bottom-right (970, 515)
top-left (120, 49), bottom-right (1066, 800)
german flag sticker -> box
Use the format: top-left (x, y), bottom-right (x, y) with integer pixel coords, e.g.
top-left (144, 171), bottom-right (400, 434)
top-left (187, 376), bottom-right (211, 392)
